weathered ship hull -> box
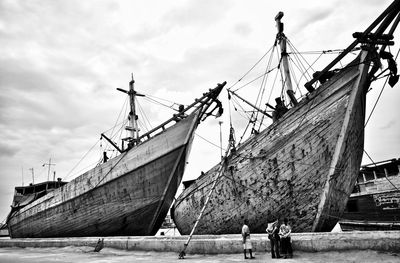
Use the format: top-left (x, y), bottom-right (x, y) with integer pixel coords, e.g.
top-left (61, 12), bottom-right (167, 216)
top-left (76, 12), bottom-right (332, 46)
top-left (172, 54), bottom-right (371, 234)
top-left (8, 112), bottom-right (199, 238)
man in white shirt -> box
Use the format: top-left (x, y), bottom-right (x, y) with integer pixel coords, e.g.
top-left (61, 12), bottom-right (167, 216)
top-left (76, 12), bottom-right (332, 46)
top-left (242, 219), bottom-right (255, 259)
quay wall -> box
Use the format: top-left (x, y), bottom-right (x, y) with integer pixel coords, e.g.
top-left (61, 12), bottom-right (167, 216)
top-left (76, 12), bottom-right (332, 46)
top-left (0, 231), bottom-right (399, 254)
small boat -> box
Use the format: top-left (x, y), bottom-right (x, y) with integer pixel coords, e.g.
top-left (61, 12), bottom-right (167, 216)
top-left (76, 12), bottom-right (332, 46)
top-left (172, 1), bottom-right (400, 234)
top-left (6, 77), bottom-right (225, 238)
top-left (340, 158), bottom-right (400, 231)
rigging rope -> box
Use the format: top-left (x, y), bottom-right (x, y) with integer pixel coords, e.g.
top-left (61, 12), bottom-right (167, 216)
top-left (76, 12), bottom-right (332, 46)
top-left (365, 47), bottom-right (400, 126)
top-left (143, 93), bottom-right (184, 109)
top-left (143, 96), bottom-right (178, 111)
top-left (195, 133), bottom-right (222, 150)
top-left (64, 139), bottom-right (101, 180)
top-left (252, 44), bottom-right (277, 133)
top-left (109, 96), bottom-right (128, 140)
top-left (230, 45), bottom-right (275, 92)
top-left (136, 99), bottom-right (152, 132)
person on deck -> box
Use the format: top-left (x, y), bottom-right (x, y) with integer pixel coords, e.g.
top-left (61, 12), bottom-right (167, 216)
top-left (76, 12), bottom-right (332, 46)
top-left (279, 217), bottom-right (293, 258)
top-left (241, 219), bottom-right (255, 259)
top-left (272, 97), bottom-right (288, 122)
top-left (266, 219), bottom-right (281, 259)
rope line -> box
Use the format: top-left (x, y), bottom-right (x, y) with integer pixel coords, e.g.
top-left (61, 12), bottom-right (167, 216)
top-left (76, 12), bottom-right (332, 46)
top-left (230, 45), bottom-right (275, 92)
top-left (365, 47), bottom-right (400, 127)
top-left (64, 139), bottom-right (101, 180)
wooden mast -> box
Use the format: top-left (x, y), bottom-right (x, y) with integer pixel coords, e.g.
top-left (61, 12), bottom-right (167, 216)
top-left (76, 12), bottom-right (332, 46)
top-left (275, 12), bottom-right (298, 106)
top-left (128, 76), bottom-right (137, 142)
top-left (127, 74), bottom-right (145, 146)
top-left (117, 74), bottom-right (144, 148)
top-left (42, 158), bottom-right (55, 181)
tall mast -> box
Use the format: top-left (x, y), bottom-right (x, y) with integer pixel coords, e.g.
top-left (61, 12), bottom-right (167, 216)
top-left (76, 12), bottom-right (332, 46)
top-left (275, 12), bottom-right (298, 106)
top-left (29, 167), bottom-right (34, 184)
top-left (128, 74), bottom-right (139, 142)
top-left (43, 158), bottom-right (55, 181)
top-left (117, 74), bottom-right (144, 148)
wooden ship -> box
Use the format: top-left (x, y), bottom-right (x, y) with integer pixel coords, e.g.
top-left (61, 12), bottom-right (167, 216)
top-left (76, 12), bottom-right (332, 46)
top-left (340, 158), bottom-right (400, 231)
top-left (6, 77), bottom-right (225, 238)
top-left (172, 1), bottom-right (400, 235)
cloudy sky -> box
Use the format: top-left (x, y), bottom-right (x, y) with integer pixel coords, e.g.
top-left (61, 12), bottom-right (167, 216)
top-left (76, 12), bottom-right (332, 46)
top-left (0, 0), bottom-right (399, 222)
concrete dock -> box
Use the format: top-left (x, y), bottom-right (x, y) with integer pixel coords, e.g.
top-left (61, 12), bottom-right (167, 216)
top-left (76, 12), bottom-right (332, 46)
top-left (0, 231), bottom-right (399, 254)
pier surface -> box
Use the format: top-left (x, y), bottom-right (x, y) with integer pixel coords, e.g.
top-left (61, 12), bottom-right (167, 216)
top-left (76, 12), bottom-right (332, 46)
top-left (0, 247), bottom-right (399, 262)
top-left (0, 231), bottom-right (399, 254)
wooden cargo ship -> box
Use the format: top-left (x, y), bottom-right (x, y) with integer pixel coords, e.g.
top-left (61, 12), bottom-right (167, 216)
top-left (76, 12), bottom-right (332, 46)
top-left (340, 158), bottom-right (400, 231)
top-left (172, 1), bottom-right (400, 235)
top-left (6, 78), bottom-right (225, 238)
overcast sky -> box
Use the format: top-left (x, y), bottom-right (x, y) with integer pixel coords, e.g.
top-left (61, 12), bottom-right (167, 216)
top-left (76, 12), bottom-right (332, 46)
top-left (1, 0), bottom-right (399, 222)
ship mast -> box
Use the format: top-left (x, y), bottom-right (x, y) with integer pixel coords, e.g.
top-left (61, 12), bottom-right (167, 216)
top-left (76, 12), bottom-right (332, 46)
top-left (275, 12), bottom-right (298, 106)
top-left (128, 75), bottom-right (139, 144)
top-left (29, 168), bottom-right (34, 184)
top-left (117, 74), bottom-right (144, 148)
top-left (42, 158), bottom-right (55, 181)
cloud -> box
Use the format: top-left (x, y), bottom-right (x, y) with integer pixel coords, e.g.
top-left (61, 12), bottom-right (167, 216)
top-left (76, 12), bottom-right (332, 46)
top-left (234, 23), bottom-right (252, 37)
top-left (292, 8), bottom-right (333, 33)
top-left (0, 141), bottom-right (18, 158)
top-left (162, 0), bottom-right (231, 28)
top-left (379, 120), bottom-right (396, 130)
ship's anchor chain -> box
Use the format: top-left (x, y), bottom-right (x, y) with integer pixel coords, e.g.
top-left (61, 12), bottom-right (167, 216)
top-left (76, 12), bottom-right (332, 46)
top-left (178, 145), bottom-right (232, 259)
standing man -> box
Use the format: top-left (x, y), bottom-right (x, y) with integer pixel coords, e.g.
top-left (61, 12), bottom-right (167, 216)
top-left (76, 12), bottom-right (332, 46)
top-left (279, 218), bottom-right (293, 258)
top-left (242, 219), bottom-right (255, 259)
top-left (272, 97), bottom-right (289, 122)
top-left (266, 219), bottom-right (281, 258)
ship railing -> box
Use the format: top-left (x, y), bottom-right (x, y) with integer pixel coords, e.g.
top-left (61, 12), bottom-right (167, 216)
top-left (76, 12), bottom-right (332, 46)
top-left (126, 81), bottom-right (226, 150)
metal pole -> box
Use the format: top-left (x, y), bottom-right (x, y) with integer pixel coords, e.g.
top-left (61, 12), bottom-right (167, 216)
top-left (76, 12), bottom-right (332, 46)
top-left (47, 158), bottom-right (51, 181)
top-left (29, 168), bottom-right (34, 184)
top-left (43, 158), bottom-right (55, 181)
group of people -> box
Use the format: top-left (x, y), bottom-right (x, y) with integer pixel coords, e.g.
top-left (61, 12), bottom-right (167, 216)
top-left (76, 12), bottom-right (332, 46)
top-left (266, 218), bottom-right (293, 259)
top-left (241, 218), bottom-right (293, 260)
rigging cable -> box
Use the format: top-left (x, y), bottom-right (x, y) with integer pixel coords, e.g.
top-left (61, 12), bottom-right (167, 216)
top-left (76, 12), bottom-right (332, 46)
top-left (136, 99), bottom-right (152, 132)
top-left (230, 45), bottom-right (275, 92)
top-left (64, 138), bottom-right (101, 180)
top-left (143, 93), bottom-right (185, 109)
top-left (364, 46), bottom-right (400, 126)
top-left (195, 133), bottom-right (222, 150)
top-left (109, 95), bottom-right (128, 140)
top-left (143, 96), bottom-right (178, 111)
top-left (252, 44), bottom-right (277, 132)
